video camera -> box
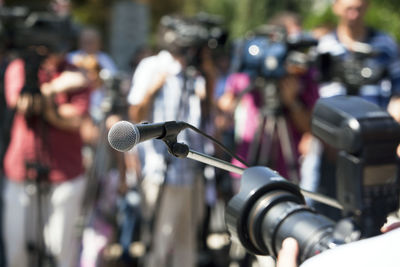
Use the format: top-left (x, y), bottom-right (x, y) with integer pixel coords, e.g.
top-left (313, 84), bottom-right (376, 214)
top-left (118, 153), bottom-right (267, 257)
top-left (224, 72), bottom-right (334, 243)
top-left (225, 95), bottom-right (400, 263)
top-left (233, 25), bottom-right (318, 116)
top-left (0, 6), bottom-right (76, 116)
top-left (97, 70), bottom-right (131, 121)
top-left (239, 24), bottom-right (317, 79)
top-left (158, 13), bottom-right (227, 52)
top-left (0, 6), bottom-right (74, 53)
top-left (317, 42), bottom-right (387, 95)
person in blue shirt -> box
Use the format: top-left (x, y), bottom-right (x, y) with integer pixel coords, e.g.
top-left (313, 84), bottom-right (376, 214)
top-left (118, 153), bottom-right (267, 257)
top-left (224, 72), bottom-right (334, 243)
top-left (67, 27), bottom-right (118, 76)
top-left (300, 0), bottom-right (400, 220)
top-left (317, 0), bottom-right (400, 107)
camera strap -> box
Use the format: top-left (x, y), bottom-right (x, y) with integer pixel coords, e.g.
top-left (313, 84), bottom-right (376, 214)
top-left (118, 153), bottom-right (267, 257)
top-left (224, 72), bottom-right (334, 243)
top-left (177, 68), bottom-right (197, 121)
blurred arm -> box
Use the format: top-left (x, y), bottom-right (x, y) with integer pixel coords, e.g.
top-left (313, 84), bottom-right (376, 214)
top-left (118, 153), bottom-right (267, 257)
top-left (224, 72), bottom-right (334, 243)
top-left (41, 71), bottom-right (89, 132)
top-left (128, 72), bottom-right (167, 123)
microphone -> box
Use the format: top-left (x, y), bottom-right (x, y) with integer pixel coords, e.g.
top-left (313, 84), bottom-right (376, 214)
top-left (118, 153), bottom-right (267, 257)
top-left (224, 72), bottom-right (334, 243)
top-left (108, 120), bottom-right (188, 152)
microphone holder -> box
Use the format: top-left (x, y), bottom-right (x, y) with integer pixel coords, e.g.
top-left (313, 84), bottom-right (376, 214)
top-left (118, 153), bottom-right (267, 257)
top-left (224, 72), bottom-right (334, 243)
top-left (165, 141), bottom-right (343, 210)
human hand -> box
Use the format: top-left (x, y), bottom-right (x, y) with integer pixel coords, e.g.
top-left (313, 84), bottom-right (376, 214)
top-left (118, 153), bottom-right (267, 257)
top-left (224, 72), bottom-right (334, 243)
top-left (16, 93), bottom-right (43, 116)
top-left (16, 93), bottom-right (33, 115)
top-left (40, 82), bottom-right (54, 97)
top-left (276, 237), bottom-right (299, 267)
top-left (279, 75), bottom-right (301, 108)
top-left (381, 221), bottom-right (400, 233)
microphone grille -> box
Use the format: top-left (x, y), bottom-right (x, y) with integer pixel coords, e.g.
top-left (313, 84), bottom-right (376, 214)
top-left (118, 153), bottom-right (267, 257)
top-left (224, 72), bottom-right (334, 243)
top-left (108, 121), bottom-right (140, 152)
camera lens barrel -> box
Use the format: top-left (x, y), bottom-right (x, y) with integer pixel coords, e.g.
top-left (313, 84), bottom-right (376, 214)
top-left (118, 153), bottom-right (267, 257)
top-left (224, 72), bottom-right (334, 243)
top-left (256, 198), bottom-right (336, 262)
top-left (226, 167), bottom-right (338, 263)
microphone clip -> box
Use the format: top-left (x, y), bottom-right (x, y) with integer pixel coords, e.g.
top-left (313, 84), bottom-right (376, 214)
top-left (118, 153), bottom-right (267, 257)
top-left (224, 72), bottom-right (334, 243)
top-left (161, 121), bottom-right (190, 158)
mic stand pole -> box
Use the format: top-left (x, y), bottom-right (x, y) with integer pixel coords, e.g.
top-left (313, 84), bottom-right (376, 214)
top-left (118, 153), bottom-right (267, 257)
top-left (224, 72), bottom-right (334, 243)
top-left (167, 142), bottom-right (343, 211)
top-left (187, 150), bottom-right (245, 176)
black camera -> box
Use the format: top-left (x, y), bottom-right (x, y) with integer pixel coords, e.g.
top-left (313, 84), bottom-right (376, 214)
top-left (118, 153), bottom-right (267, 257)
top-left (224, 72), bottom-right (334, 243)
top-left (317, 43), bottom-right (387, 95)
top-left (158, 13), bottom-right (228, 78)
top-left (1, 7), bottom-right (76, 118)
top-left (238, 25), bottom-right (317, 79)
top-left (158, 13), bottom-right (227, 51)
top-left (97, 71), bottom-right (131, 121)
top-left (0, 6), bottom-right (74, 52)
top-left (225, 96), bottom-right (400, 263)
top-left (233, 25), bottom-right (317, 116)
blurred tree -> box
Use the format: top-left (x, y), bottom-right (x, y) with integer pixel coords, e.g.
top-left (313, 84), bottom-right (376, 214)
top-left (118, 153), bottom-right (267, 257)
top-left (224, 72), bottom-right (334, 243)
top-left (365, 0), bottom-right (400, 41)
top-left (302, 0), bottom-right (400, 41)
top-left (4, 0), bottom-right (399, 44)
top-left (193, 0), bottom-right (306, 39)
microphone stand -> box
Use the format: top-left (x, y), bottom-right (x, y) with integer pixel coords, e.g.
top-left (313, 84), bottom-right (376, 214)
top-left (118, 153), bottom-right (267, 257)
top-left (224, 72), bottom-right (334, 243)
top-left (166, 141), bottom-right (343, 211)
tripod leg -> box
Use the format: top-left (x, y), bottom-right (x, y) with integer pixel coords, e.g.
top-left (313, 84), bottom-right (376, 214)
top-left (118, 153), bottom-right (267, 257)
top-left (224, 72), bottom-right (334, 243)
top-left (247, 116), bottom-right (266, 165)
top-left (276, 116), bottom-right (300, 183)
top-left (257, 116), bottom-right (277, 166)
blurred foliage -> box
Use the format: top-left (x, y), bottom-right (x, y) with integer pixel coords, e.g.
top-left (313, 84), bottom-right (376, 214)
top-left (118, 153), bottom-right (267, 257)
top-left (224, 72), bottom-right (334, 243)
top-left (302, 0), bottom-right (400, 42)
top-left (4, 0), bottom-right (400, 43)
top-left (183, 0), bottom-right (306, 39)
top-left (364, 1), bottom-right (400, 41)
top-left (70, 0), bottom-right (112, 29)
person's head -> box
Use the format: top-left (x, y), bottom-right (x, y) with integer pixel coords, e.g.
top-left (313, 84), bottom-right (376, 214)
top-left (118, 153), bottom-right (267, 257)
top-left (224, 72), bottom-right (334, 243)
top-left (333, 0), bottom-right (369, 27)
top-left (78, 27), bottom-right (102, 54)
top-left (268, 11), bottom-right (303, 37)
top-left (129, 46), bottom-right (153, 71)
top-left (51, 0), bottom-right (72, 17)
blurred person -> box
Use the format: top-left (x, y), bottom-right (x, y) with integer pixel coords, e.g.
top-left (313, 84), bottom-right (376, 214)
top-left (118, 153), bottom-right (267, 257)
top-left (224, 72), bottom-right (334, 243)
top-left (318, 0), bottom-right (400, 105)
top-left (305, 0), bottom-right (400, 220)
top-left (218, 11), bottom-right (319, 191)
top-left (49, 0), bottom-right (81, 54)
top-left (69, 28), bottom-right (136, 267)
top-left (67, 27), bottom-right (117, 77)
top-left (210, 49), bottom-right (236, 202)
top-left (297, 23), bottom-right (335, 206)
top-left (67, 27), bottom-right (118, 134)
top-left (126, 14), bottom-right (206, 267)
top-left (218, 12), bottom-right (319, 267)
top-left (128, 45), bottom-right (154, 76)
top-left (269, 11), bottom-right (303, 38)
top-left (50, 0), bottom-right (73, 18)
top-left (2, 32), bottom-right (90, 267)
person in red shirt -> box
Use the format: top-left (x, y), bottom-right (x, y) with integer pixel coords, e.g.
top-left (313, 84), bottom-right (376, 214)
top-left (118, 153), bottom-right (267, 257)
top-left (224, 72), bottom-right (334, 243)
top-left (2, 43), bottom-right (90, 267)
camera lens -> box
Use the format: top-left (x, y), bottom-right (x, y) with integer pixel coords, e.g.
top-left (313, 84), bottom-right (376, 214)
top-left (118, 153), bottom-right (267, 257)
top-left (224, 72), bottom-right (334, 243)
top-left (249, 192), bottom-right (336, 262)
top-left (226, 167), bottom-right (339, 263)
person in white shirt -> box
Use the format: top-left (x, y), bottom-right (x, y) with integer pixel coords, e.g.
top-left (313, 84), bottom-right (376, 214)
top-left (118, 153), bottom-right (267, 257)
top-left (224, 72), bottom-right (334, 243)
top-left (126, 15), bottom-right (206, 267)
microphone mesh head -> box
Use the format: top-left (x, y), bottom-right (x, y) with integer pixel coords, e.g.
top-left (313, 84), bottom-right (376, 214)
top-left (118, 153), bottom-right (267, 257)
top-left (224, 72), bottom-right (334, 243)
top-left (108, 121), bottom-right (140, 152)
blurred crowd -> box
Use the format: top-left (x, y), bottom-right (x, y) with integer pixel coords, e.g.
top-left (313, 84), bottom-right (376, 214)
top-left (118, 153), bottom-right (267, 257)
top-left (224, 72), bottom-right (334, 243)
top-left (0, 0), bottom-right (400, 267)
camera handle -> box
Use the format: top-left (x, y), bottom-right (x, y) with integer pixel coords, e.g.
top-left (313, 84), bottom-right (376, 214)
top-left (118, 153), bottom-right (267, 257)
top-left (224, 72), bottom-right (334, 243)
top-left (167, 141), bottom-right (343, 210)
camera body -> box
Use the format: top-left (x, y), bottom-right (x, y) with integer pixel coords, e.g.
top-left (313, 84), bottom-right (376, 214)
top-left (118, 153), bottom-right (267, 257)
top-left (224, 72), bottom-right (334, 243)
top-left (226, 95), bottom-right (400, 263)
top-left (158, 13), bottom-right (227, 52)
top-left (312, 95), bottom-right (400, 236)
top-left (239, 25), bottom-right (317, 79)
top-left (317, 44), bottom-right (387, 95)
top-left (1, 7), bottom-right (74, 53)
top-left (1, 7), bottom-right (77, 119)
top-left (157, 13), bottom-right (228, 73)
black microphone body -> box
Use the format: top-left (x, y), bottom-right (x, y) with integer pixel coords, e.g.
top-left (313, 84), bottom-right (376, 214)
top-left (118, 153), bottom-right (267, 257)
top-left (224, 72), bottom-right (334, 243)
top-left (108, 120), bottom-right (188, 152)
top-left (136, 122), bottom-right (168, 143)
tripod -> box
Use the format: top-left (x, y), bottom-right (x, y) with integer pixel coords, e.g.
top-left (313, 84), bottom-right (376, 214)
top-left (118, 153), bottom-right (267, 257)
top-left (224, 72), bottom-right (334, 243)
top-left (245, 77), bottom-right (300, 183)
top-left (25, 162), bottom-right (56, 267)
